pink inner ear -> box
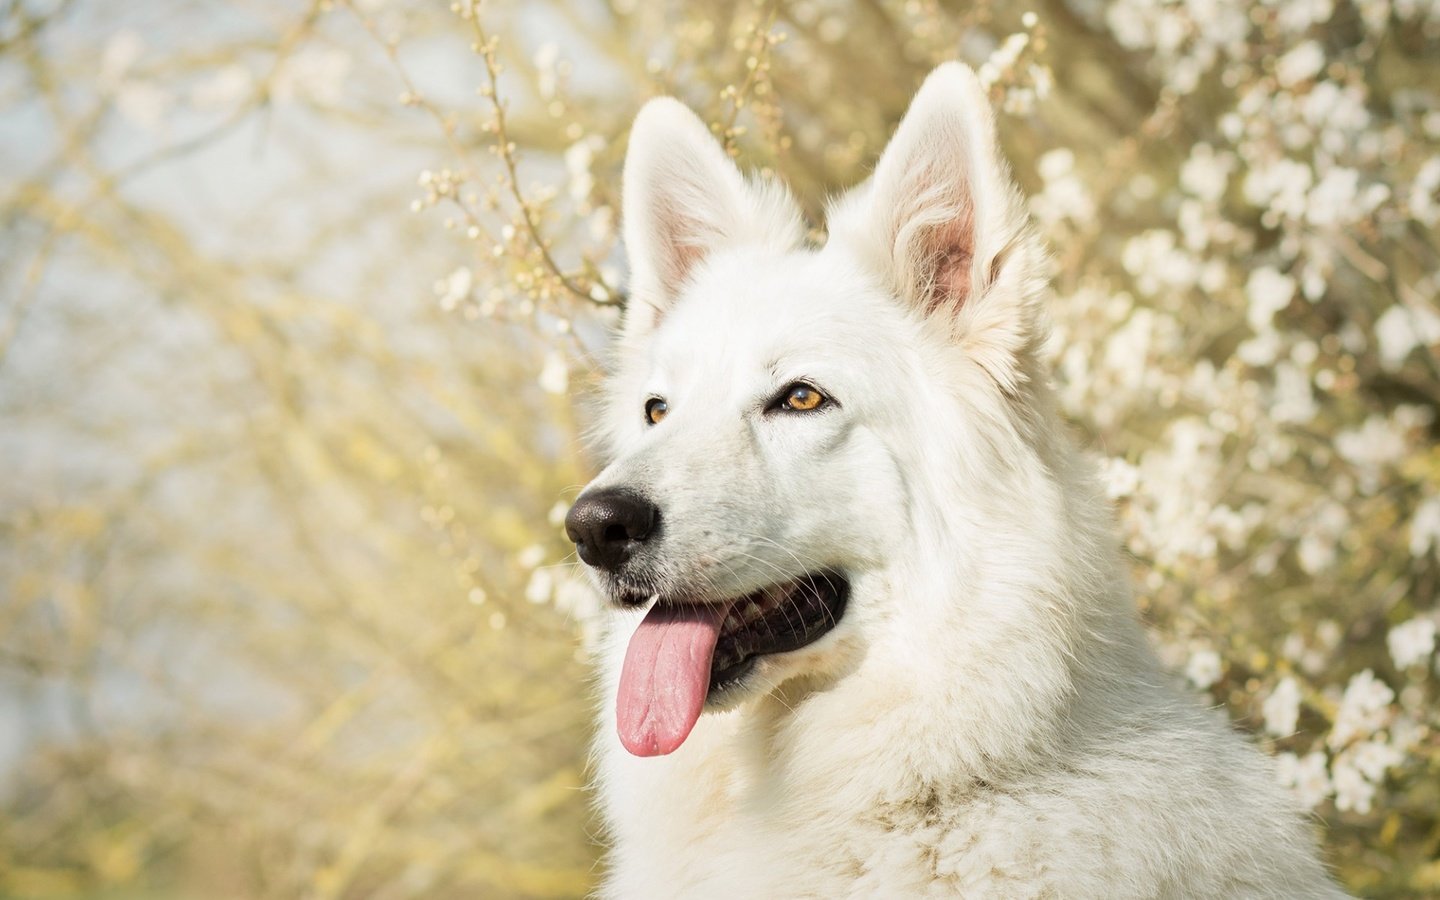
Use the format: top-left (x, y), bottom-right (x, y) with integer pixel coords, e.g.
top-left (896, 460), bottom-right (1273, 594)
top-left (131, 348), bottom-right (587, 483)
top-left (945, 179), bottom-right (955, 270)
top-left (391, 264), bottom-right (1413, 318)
top-left (921, 199), bottom-right (975, 315)
top-left (664, 238), bottom-right (704, 294)
top-left (653, 196), bottom-right (724, 308)
top-left (655, 201), bottom-right (703, 290)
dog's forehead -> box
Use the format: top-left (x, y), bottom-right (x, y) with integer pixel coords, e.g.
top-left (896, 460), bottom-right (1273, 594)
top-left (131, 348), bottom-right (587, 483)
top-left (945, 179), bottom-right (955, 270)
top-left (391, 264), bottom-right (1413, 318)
top-left (653, 248), bottom-right (880, 365)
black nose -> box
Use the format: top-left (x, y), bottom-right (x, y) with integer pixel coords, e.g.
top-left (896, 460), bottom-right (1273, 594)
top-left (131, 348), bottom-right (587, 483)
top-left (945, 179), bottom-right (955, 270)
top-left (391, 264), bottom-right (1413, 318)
top-left (565, 488), bottom-right (659, 572)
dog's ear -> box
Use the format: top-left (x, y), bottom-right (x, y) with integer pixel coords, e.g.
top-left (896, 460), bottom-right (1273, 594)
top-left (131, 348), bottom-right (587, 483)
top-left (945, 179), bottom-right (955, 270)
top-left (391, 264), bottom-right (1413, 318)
top-left (830, 63), bottom-right (1043, 390)
top-left (621, 98), bottom-right (803, 340)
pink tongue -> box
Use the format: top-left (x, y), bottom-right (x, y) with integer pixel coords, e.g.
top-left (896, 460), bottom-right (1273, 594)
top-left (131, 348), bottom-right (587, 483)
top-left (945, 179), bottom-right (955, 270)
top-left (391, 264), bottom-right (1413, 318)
top-left (616, 602), bottom-right (727, 757)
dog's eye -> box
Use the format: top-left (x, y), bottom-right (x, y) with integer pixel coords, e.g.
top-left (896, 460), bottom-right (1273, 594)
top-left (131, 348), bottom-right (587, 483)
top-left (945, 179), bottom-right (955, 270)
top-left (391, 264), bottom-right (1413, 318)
top-left (780, 384), bottom-right (826, 412)
top-left (644, 397), bottom-right (668, 425)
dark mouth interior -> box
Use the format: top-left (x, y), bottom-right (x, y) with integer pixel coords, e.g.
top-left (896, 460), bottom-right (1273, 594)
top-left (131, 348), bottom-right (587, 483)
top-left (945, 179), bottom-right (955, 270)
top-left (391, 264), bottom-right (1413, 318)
top-left (707, 571), bottom-right (849, 698)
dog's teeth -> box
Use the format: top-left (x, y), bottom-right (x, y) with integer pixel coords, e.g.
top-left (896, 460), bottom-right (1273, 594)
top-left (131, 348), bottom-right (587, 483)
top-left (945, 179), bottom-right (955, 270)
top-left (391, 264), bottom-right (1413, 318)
top-left (743, 601), bottom-right (763, 622)
top-left (723, 613), bottom-right (741, 632)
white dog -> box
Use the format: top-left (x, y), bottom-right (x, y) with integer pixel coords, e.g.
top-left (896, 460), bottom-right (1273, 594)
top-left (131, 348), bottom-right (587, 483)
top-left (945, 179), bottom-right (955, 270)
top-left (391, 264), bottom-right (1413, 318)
top-left (566, 62), bottom-right (1348, 898)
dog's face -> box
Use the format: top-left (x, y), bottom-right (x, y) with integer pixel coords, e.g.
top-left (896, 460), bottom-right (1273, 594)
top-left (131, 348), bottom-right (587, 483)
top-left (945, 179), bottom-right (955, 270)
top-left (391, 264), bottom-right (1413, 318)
top-left (568, 64), bottom-right (1044, 757)
top-left (588, 252), bottom-right (909, 602)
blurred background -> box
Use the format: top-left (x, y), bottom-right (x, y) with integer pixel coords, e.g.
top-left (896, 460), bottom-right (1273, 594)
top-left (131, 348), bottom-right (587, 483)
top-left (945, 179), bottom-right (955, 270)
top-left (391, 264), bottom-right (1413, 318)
top-left (1, 0), bottom-right (1438, 896)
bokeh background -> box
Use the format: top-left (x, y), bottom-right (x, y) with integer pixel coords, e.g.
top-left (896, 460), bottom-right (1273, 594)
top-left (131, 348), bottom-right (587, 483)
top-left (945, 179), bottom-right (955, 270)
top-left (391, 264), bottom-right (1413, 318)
top-left (2, 0), bottom-right (1438, 896)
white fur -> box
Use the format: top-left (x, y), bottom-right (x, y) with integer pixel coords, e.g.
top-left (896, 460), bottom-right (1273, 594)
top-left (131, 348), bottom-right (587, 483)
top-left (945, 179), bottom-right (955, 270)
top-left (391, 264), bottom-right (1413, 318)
top-left (580, 63), bottom-right (1348, 898)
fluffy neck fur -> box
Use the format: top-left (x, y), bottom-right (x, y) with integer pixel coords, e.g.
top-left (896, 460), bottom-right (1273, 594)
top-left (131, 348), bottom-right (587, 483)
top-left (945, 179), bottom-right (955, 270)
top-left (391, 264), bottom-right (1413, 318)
top-left (743, 348), bottom-right (1151, 793)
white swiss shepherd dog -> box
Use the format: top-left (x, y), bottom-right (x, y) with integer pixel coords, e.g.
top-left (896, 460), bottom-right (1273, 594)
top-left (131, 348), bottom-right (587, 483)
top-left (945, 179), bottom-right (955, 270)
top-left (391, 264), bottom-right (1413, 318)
top-left (565, 63), bottom-right (1349, 898)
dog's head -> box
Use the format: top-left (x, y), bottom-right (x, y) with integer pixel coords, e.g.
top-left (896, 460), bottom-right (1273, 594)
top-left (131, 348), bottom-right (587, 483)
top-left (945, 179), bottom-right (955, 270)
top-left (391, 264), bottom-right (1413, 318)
top-left (568, 63), bottom-right (1050, 757)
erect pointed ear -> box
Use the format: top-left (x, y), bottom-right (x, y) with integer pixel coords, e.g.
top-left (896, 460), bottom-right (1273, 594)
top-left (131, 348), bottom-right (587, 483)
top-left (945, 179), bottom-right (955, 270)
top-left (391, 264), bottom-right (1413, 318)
top-left (828, 63), bottom-right (1043, 388)
top-left (621, 97), bottom-right (804, 340)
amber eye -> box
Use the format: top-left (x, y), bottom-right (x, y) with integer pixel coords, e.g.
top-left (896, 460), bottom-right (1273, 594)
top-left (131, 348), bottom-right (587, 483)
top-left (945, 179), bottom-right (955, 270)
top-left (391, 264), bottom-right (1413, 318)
top-left (781, 384), bottom-right (826, 412)
top-left (644, 397), bottom-right (668, 425)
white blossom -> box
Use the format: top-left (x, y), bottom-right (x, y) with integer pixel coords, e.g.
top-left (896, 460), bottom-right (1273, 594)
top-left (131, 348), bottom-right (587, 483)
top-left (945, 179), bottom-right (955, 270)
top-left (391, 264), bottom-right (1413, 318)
top-left (1350, 738), bottom-right (1403, 781)
top-left (99, 30), bottom-right (144, 89)
top-left (1335, 414), bottom-right (1408, 493)
top-left (1132, 418), bottom-right (1228, 564)
top-left (271, 45), bottom-right (352, 105)
top-left (435, 266), bottom-right (473, 311)
top-left (1180, 144), bottom-right (1235, 202)
top-left (1331, 754), bottom-right (1377, 813)
top-left (1297, 501), bottom-right (1348, 574)
top-left (977, 32), bottom-right (1028, 89)
top-left (1409, 496), bottom-right (1440, 559)
top-left (1276, 42), bottom-right (1325, 87)
top-left (1331, 736), bottom-right (1402, 814)
top-left (1301, 82), bottom-right (1371, 146)
top-left (1122, 231), bottom-right (1200, 297)
top-left (1243, 157), bottom-right (1313, 222)
top-left (1031, 149), bottom-right (1095, 225)
top-left (552, 572), bottom-right (600, 619)
top-left (1237, 327), bottom-right (1283, 366)
top-left (516, 544), bottom-right (545, 569)
top-left (1263, 676), bottom-right (1302, 736)
top-left (538, 351), bottom-right (569, 395)
top-left (1245, 267), bottom-right (1296, 331)
top-left (1387, 617), bottom-right (1437, 669)
top-left (1275, 751), bottom-right (1332, 809)
top-left (547, 501), bottom-right (569, 527)
top-left (1274, 0), bottom-right (1335, 31)
top-left (1207, 503), bottom-right (1262, 550)
top-left (564, 136), bottom-right (606, 205)
top-left (524, 567), bottom-right (553, 604)
top-left (534, 42), bottom-right (560, 99)
top-left (115, 82), bottom-right (172, 131)
top-left (1374, 303), bottom-right (1440, 371)
top-left (589, 205), bottom-right (616, 242)
top-left (1097, 457), bottom-right (1140, 499)
top-left (1186, 649), bottom-right (1223, 689)
top-left (1305, 166), bottom-right (1370, 228)
top-left (1329, 669), bottom-right (1395, 749)
top-left (1357, 0), bottom-right (1390, 28)
top-left (1410, 156), bottom-right (1440, 225)
top-left (1270, 361), bottom-right (1317, 425)
top-left (190, 64), bottom-right (253, 110)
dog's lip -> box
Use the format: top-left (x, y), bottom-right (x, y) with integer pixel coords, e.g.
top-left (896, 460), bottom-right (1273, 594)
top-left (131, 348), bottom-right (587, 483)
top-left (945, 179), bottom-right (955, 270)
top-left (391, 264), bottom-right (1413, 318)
top-left (612, 584), bottom-right (657, 608)
top-left (707, 656), bottom-right (757, 696)
top-left (704, 570), bottom-right (849, 701)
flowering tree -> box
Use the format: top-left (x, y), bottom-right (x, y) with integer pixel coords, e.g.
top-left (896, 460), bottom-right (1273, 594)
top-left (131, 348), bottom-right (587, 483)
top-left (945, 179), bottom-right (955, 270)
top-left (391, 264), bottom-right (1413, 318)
top-left (1, 0), bottom-right (1437, 896)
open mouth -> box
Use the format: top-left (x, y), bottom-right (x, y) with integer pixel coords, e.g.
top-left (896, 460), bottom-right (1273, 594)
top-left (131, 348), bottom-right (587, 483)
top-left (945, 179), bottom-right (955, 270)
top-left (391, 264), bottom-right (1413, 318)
top-left (707, 572), bottom-right (849, 695)
top-left (614, 571), bottom-right (849, 758)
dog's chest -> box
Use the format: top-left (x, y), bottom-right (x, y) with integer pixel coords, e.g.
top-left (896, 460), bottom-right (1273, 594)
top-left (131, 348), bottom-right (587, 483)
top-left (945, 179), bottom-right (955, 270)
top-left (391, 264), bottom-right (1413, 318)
top-left (603, 731), bottom-right (1058, 899)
